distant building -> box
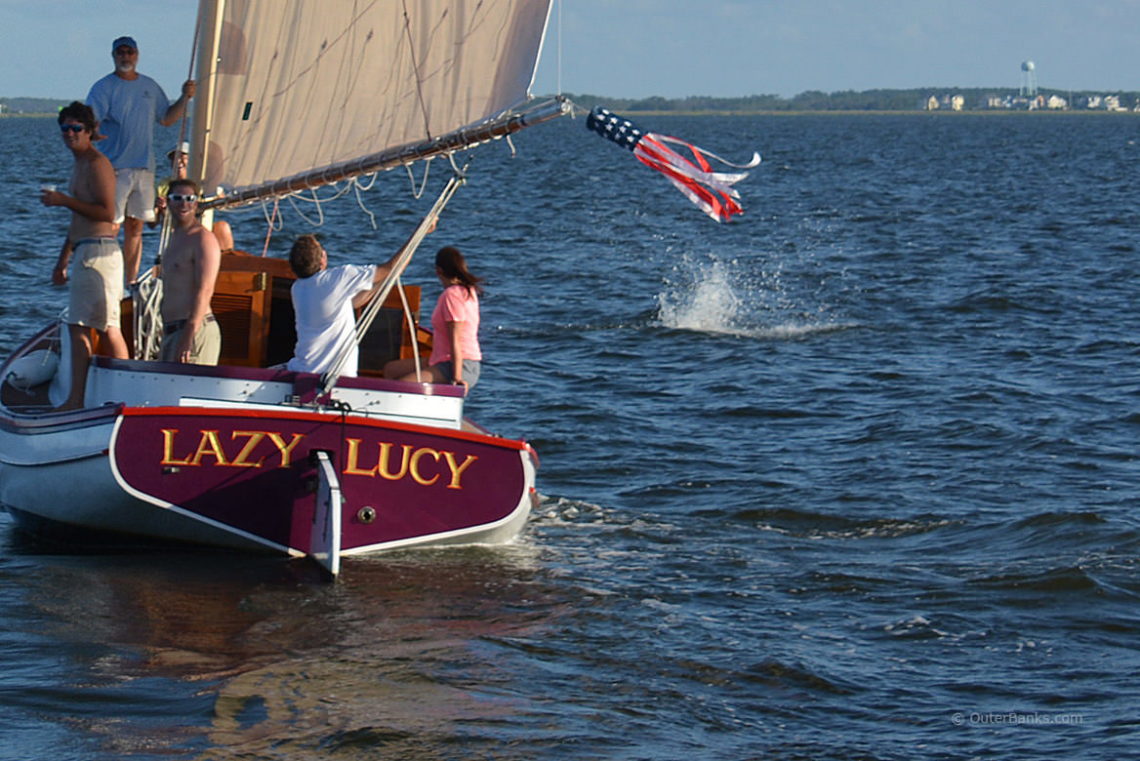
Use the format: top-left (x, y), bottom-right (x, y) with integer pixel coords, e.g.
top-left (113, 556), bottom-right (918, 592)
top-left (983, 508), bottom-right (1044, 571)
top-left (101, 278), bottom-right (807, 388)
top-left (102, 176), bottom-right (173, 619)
top-left (1046, 94), bottom-right (1068, 110)
top-left (1020, 60), bottom-right (1038, 97)
top-left (924, 94), bottom-right (964, 111)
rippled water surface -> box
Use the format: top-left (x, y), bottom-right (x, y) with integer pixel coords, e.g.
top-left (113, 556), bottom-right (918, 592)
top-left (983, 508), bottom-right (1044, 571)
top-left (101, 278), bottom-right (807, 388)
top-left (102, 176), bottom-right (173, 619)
top-left (1, 112), bottom-right (1138, 760)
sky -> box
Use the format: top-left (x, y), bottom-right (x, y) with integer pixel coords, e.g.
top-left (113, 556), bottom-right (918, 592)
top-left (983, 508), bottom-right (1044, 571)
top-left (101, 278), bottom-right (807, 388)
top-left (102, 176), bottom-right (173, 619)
top-left (2, 0), bottom-right (1139, 101)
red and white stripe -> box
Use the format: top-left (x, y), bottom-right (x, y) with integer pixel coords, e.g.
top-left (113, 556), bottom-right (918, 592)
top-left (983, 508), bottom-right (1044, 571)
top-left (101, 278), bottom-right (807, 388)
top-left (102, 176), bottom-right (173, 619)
top-left (633, 134), bottom-right (760, 222)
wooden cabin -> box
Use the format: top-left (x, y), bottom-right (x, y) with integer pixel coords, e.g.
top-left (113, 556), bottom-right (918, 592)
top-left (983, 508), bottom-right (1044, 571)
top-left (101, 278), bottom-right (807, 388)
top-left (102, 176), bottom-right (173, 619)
top-left (117, 250), bottom-right (431, 373)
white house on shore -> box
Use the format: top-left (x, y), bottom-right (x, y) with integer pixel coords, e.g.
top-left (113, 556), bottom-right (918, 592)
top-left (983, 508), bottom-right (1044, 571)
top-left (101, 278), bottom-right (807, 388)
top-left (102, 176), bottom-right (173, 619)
top-left (925, 94), bottom-right (965, 111)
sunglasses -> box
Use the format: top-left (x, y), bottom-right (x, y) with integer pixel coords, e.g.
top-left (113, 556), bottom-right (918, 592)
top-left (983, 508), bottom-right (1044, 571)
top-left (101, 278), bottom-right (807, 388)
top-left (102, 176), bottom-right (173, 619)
top-left (167, 193), bottom-right (198, 203)
top-left (60, 124), bottom-right (85, 133)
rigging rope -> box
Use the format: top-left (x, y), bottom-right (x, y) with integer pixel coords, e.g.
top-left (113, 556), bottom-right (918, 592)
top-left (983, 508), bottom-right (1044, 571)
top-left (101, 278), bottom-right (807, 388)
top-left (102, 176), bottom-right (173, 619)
top-left (354, 181), bottom-right (378, 230)
top-left (132, 268), bottom-right (164, 361)
top-left (260, 198), bottom-right (281, 257)
top-left (172, 11), bottom-right (200, 179)
top-left (355, 172), bottom-right (379, 192)
top-left (133, 7), bottom-right (198, 361)
top-left (404, 157), bottom-right (432, 199)
top-left (287, 188), bottom-right (327, 227)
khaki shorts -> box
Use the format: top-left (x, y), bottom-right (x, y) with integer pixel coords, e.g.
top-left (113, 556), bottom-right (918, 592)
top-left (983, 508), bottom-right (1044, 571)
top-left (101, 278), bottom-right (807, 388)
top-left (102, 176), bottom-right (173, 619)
top-left (160, 315), bottom-right (221, 365)
top-left (68, 238), bottom-right (123, 331)
top-left (114, 168), bottom-right (157, 224)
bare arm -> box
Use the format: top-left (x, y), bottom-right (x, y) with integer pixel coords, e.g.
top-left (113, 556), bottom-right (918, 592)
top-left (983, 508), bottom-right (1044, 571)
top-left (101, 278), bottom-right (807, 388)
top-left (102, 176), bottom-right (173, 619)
top-left (51, 238), bottom-right (73, 286)
top-left (447, 320), bottom-right (466, 386)
top-left (351, 216), bottom-right (439, 309)
top-left (373, 217), bottom-right (438, 283)
top-left (160, 80), bottom-right (196, 127)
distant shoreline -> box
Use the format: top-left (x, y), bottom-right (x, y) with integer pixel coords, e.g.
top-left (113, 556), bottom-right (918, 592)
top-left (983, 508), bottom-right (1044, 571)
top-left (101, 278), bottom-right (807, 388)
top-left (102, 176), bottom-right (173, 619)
top-left (6, 86), bottom-right (1140, 119)
top-left (624, 109), bottom-right (1140, 117)
top-left (5, 109), bottom-right (1139, 119)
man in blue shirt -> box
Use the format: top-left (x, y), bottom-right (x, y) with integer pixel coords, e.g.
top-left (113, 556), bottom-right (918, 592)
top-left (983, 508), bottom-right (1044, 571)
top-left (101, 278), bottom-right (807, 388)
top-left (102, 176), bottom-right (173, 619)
top-left (86, 36), bottom-right (196, 285)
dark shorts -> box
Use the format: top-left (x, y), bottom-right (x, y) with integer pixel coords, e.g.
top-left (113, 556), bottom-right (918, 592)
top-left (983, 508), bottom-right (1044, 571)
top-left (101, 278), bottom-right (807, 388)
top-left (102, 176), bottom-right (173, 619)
top-left (434, 359), bottom-right (481, 389)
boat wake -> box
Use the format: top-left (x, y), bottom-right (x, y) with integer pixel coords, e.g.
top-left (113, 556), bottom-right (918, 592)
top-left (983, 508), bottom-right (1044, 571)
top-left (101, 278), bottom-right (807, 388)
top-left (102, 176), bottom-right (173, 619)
top-left (531, 494), bottom-right (610, 525)
top-left (655, 255), bottom-right (855, 339)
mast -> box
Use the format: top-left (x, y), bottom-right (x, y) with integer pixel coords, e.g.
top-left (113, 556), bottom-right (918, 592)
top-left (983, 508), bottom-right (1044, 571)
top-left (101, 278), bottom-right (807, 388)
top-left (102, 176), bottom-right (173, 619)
top-left (189, 0), bottom-right (225, 193)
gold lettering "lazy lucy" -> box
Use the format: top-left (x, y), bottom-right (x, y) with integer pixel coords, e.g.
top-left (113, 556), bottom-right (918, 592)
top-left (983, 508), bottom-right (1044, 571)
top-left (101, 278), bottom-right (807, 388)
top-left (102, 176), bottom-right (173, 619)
top-left (343, 438), bottom-right (476, 489)
top-left (159, 429), bottom-right (478, 490)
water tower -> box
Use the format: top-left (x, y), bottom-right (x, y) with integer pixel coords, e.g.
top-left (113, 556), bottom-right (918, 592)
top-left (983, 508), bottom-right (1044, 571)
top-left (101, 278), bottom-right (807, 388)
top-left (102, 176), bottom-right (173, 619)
top-left (1020, 60), bottom-right (1037, 97)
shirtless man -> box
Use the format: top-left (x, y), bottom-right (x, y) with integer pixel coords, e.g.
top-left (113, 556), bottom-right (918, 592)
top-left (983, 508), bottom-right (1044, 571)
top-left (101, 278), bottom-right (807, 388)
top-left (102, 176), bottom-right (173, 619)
top-left (42, 101), bottom-right (129, 410)
top-left (159, 179), bottom-right (221, 364)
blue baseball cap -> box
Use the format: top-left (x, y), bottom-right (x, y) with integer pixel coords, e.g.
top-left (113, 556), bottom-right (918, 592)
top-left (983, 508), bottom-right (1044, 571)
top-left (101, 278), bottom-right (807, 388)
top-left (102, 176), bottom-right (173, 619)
top-left (112, 36), bottom-right (138, 52)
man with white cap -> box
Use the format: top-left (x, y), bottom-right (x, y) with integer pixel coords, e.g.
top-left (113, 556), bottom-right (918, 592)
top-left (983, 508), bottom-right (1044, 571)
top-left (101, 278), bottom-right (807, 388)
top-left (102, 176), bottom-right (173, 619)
top-left (86, 35), bottom-right (196, 285)
top-left (161, 141), bottom-right (191, 189)
top-left (153, 141), bottom-right (190, 228)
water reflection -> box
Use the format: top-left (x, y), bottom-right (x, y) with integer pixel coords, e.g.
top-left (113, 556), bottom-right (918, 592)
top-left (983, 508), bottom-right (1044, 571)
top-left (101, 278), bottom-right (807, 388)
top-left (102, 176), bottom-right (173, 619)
top-left (8, 535), bottom-right (570, 757)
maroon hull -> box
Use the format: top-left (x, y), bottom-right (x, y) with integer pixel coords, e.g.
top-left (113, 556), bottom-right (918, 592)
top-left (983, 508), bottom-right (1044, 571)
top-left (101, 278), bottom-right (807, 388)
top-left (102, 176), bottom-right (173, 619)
top-left (110, 407), bottom-right (535, 553)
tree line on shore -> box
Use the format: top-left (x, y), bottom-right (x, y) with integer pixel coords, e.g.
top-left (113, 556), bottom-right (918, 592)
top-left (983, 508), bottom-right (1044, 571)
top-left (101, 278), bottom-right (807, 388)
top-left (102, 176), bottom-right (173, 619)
top-left (0, 96), bottom-right (70, 114)
top-left (558, 88), bottom-right (1140, 112)
top-left (6, 88), bottom-right (1140, 116)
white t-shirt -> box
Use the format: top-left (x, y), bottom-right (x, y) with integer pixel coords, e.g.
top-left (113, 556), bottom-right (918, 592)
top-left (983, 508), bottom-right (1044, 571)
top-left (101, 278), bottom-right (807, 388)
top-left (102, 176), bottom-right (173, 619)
top-left (287, 264), bottom-right (376, 376)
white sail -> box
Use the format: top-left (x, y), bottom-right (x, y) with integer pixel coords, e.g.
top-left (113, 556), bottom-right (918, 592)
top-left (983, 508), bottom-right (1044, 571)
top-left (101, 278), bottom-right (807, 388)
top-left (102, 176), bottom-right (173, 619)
top-left (190, 0), bottom-right (557, 205)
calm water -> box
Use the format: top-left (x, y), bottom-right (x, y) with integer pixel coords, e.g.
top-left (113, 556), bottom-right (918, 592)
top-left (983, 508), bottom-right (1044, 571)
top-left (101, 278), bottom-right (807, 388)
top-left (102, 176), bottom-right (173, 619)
top-left (0, 111), bottom-right (1137, 760)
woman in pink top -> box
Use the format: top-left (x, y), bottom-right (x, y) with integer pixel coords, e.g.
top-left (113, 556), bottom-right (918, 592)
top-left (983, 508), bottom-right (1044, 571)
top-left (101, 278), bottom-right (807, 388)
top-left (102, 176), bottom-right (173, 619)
top-left (385, 246), bottom-right (483, 391)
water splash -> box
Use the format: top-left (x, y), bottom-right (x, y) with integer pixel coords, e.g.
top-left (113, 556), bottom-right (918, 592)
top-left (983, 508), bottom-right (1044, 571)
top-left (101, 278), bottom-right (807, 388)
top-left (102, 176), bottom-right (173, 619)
top-left (656, 254), bottom-right (854, 339)
top-left (657, 258), bottom-right (743, 333)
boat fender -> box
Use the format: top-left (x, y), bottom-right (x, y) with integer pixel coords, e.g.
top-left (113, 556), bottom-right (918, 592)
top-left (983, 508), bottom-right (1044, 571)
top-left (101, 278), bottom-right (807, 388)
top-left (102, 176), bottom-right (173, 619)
top-left (5, 350), bottom-right (60, 390)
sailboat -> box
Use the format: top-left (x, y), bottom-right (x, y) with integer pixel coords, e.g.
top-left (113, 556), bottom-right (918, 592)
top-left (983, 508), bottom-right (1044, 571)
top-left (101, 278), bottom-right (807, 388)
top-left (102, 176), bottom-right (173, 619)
top-left (0, 0), bottom-right (570, 577)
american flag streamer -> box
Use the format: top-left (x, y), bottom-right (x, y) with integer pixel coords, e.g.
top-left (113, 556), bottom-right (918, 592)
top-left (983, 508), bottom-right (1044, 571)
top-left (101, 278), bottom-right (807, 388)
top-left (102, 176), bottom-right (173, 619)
top-left (585, 106), bottom-right (761, 222)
